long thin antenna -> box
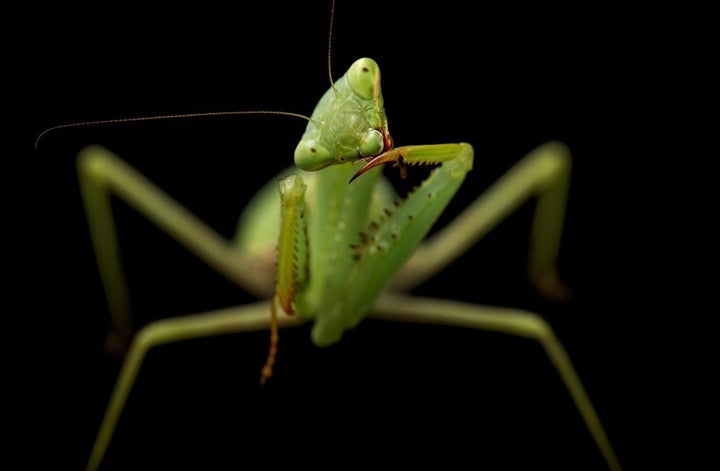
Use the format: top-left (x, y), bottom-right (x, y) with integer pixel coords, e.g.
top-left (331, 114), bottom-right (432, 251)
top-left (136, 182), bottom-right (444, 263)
top-left (327, 0), bottom-right (337, 87)
top-left (35, 110), bottom-right (310, 150)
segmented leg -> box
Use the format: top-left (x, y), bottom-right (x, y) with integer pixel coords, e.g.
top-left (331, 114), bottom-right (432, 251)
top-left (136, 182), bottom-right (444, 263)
top-left (77, 146), bottom-right (272, 349)
top-left (85, 301), bottom-right (302, 471)
top-left (392, 141), bottom-right (572, 300)
top-left (370, 293), bottom-right (622, 471)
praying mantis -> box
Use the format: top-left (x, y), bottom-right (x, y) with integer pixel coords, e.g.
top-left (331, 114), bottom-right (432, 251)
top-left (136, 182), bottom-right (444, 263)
top-left (38, 2), bottom-right (624, 470)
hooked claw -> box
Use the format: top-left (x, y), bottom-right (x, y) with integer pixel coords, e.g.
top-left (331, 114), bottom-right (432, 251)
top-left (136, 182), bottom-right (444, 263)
top-left (349, 148), bottom-right (406, 183)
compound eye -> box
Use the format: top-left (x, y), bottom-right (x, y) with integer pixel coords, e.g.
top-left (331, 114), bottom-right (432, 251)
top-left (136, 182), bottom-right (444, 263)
top-left (347, 58), bottom-right (379, 100)
top-left (359, 129), bottom-right (384, 157)
top-left (294, 139), bottom-right (331, 171)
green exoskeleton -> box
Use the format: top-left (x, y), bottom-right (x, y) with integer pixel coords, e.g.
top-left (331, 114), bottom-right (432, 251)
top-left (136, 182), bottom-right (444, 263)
top-left (255, 58), bottom-right (474, 381)
top-left (69, 8), bottom-right (622, 471)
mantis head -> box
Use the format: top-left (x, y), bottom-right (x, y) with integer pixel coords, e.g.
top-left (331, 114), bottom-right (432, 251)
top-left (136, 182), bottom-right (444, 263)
top-left (294, 57), bottom-right (393, 172)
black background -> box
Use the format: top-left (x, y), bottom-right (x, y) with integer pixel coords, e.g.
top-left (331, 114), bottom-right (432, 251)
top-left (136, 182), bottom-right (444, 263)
top-left (15, 1), bottom-right (695, 470)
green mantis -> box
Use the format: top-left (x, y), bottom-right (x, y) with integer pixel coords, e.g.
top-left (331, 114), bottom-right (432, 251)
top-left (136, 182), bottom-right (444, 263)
top-left (42, 2), bottom-right (622, 470)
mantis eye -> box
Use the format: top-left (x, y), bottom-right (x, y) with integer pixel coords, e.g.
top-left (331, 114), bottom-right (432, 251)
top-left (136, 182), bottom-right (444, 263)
top-left (347, 58), bottom-right (380, 100)
top-left (294, 139), bottom-right (331, 171)
top-left (359, 129), bottom-right (384, 157)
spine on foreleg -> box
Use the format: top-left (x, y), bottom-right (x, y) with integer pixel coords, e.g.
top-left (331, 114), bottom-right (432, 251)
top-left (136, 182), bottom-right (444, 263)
top-left (311, 143), bottom-right (474, 346)
top-left (276, 175), bottom-right (308, 314)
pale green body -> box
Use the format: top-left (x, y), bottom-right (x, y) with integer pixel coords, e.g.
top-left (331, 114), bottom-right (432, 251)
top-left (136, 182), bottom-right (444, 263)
top-left (237, 58), bottom-right (472, 346)
top-left (72, 59), bottom-right (622, 471)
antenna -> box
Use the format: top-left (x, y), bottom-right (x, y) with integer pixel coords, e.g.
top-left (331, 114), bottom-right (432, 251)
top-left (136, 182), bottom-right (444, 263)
top-left (327, 0), bottom-right (337, 87)
top-left (36, 3), bottom-right (339, 150)
top-left (35, 110), bottom-right (310, 150)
